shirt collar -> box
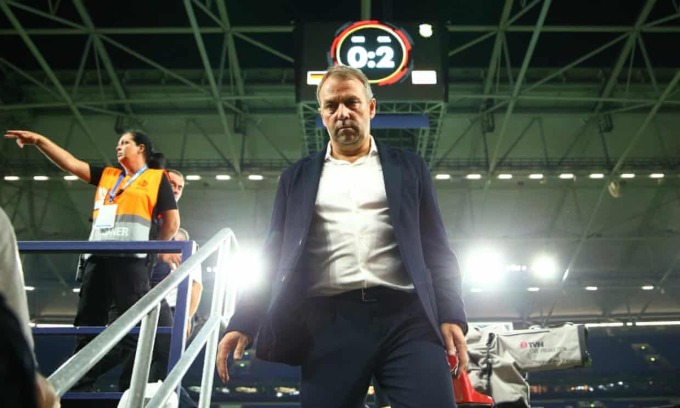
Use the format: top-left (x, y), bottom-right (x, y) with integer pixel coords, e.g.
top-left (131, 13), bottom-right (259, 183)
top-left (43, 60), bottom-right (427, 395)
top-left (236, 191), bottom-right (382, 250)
top-left (324, 135), bottom-right (379, 162)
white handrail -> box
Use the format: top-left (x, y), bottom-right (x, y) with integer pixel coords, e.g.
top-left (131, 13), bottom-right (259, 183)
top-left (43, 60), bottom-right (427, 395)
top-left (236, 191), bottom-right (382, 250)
top-left (46, 227), bottom-right (237, 408)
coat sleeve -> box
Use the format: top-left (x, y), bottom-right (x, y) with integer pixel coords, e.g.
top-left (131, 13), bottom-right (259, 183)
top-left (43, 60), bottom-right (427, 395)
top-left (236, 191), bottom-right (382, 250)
top-left (417, 157), bottom-right (468, 333)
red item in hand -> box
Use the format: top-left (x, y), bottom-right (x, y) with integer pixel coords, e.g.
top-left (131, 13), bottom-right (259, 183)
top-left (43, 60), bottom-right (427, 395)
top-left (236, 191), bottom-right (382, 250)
top-left (448, 354), bottom-right (494, 407)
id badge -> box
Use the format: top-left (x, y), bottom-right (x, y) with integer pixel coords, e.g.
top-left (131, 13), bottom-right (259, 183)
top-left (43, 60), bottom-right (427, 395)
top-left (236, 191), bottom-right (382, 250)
top-left (94, 199), bottom-right (104, 211)
top-left (95, 204), bottom-right (117, 229)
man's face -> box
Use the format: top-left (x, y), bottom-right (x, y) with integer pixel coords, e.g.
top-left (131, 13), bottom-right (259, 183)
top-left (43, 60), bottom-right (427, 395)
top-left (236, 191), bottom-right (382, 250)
top-left (168, 172), bottom-right (184, 202)
top-left (318, 76), bottom-right (376, 151)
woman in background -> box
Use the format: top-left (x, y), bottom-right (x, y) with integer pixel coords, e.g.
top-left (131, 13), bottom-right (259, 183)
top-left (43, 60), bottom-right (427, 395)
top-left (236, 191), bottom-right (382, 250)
top-left (4, 129), bottom-right (181, 391)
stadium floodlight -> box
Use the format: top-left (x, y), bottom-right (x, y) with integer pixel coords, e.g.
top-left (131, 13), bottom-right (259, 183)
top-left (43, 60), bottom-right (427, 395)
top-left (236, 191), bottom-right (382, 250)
top-left (531, 255), bottom-right (557, 280)
top-left (464, 248), bottom-right (505, 286)
top-left (228, 249), bottom-right (264, 290)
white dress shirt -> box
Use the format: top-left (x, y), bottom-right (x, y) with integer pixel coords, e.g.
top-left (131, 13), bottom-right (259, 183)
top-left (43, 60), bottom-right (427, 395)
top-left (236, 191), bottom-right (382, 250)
top-left (304, 136), bottom-right (414, 296)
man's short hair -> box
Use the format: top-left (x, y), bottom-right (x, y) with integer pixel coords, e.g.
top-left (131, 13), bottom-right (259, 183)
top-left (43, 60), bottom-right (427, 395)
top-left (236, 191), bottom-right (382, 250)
top-left (175, 227), bottom-right (190, 241)
top-left (316, 65), bottom-right (374, 105)
top-left (167, 169), bottom-right (184, 180)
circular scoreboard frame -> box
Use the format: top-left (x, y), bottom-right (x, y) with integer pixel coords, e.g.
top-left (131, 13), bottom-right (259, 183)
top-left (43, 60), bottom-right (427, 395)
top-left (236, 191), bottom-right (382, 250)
top-left (296, 20), bottom-right (447, 102)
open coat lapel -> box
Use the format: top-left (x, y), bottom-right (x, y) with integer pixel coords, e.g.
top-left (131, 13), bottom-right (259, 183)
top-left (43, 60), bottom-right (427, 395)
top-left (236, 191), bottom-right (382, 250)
top-left (379, 144), bottom-right (402, 229)
top-left (300, 150), bottom-right (325, 231)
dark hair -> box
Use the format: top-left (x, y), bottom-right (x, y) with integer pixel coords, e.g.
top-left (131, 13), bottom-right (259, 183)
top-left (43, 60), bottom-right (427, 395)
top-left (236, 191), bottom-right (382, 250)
top-left (150, 153), bottom-right (167, 170)
top-left (125, 129), bottom-right (165, 169)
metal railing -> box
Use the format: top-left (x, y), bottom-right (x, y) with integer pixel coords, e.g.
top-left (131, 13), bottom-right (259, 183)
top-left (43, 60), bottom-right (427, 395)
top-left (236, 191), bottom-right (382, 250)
top-left (20, 228), bottom-right (239, 408)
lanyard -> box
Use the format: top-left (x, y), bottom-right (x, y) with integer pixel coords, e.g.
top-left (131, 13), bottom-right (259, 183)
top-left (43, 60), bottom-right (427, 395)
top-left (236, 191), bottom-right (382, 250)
top-left (108, 165), bottom-right (148, 203)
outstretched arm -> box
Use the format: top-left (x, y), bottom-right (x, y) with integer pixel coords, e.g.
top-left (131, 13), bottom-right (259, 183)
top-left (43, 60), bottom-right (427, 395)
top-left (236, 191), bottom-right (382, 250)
top-left (4, 130), bottom-right (91, 183)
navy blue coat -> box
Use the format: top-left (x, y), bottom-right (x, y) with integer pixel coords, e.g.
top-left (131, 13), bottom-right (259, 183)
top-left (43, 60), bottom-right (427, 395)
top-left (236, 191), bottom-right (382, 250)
top-left (227, 141), bottom-right (467, 365)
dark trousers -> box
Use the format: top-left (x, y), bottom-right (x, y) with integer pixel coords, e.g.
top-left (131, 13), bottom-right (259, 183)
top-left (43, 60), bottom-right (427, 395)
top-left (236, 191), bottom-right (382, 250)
top-left (300, 288), bottom-right (456, 408)
top-left (72, 256), bottom-right (150, 391)
top-left (0, 294), bottom-right (38, 408)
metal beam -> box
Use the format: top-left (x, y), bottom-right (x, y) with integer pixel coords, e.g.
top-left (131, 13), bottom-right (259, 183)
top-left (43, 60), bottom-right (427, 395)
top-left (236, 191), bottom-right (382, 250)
top-left (232, 32), bottom-right (294, 63)
top-left (434, 119), bottom-right (478, 166)
top-left (4, 1), bottom-right (217, 98)
top-left (592, 0), bottom-right (657, 114)
top-left (482, 0), bottom-right (514, 97)
top-left (477, 33), bottom-right (630, 120)
top-left (183, 0), bottom-right (241, 175)
top-left (188, 0), bottom-right (295, 65)
top-left (0, 1), bottom-right (110, 165)
top-left (496, 117), bottom-right (538, 166)
top-left (613, 188), bottom-right (671, 274)
top-left (216, 1), bottom-right (246, 101)
top-left (542, 69), bottom-right (680, 326)
top-left (70, 35), bottom-right (93, 97)
top-left (187, 119), bottom-right (235, 169)
top-left (99, 36), bottom-right (210, 95)
top-left (637, 34), bottom-right (659, 93)
top-left (361, 0), bottom-right (371, 20)
top-left (446, 24), bottom-right (680, 33)
top-left (613, 173), bottom-right (680, 316)
top-left (487, 0), bottom-right (552, 175)
top-left (0, 57), bottom-right (62, 100)
top-left (448, 31), bottom-right (497, 58)
top-left (3, 90), bottom-right (680, 113)
top-left (5, 23), bottom-right (680, 37)
top-left (72, 0), bottom-right (135, 117)
top-left (18, 184), bottom-right (70, 289)
top-left (635, 255), bottom-right (680, 319)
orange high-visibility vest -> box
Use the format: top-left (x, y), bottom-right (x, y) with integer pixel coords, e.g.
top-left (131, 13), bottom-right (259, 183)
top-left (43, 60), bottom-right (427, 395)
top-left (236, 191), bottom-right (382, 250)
top-left (88, 167), bottom-right (165, 252)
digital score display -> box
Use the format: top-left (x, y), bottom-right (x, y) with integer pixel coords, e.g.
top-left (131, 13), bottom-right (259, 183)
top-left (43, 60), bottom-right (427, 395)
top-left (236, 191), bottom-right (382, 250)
top-left (296, 21), bottom-right (447, 102)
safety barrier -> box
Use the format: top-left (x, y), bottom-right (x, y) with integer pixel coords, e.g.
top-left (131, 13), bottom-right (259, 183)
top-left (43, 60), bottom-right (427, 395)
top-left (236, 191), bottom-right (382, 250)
top-left (19, 227), bottom-right (239, 408)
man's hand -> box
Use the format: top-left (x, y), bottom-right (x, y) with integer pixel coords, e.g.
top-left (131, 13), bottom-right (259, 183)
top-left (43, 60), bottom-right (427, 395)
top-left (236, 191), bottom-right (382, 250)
top-left (216, 331), bottom-right (251, 383)
top-left (158, 252), bottom-right (182, 267)
top-left (185, 319), bottom-right (192, 338)
top-left (440, 322), bottom-right (468, 378)
top-left (35, 373), bottom-right (60, 408)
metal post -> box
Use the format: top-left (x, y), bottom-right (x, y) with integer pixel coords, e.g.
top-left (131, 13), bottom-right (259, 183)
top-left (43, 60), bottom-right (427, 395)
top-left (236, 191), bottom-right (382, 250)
top-left (198, 238), bottom-right (233, 408)
top-left (126, 304), bottom-right (161, 408)
top-left (145, 316), bottom-right (221, 408)
top-left (167, 240), bottom-right (196, 373)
